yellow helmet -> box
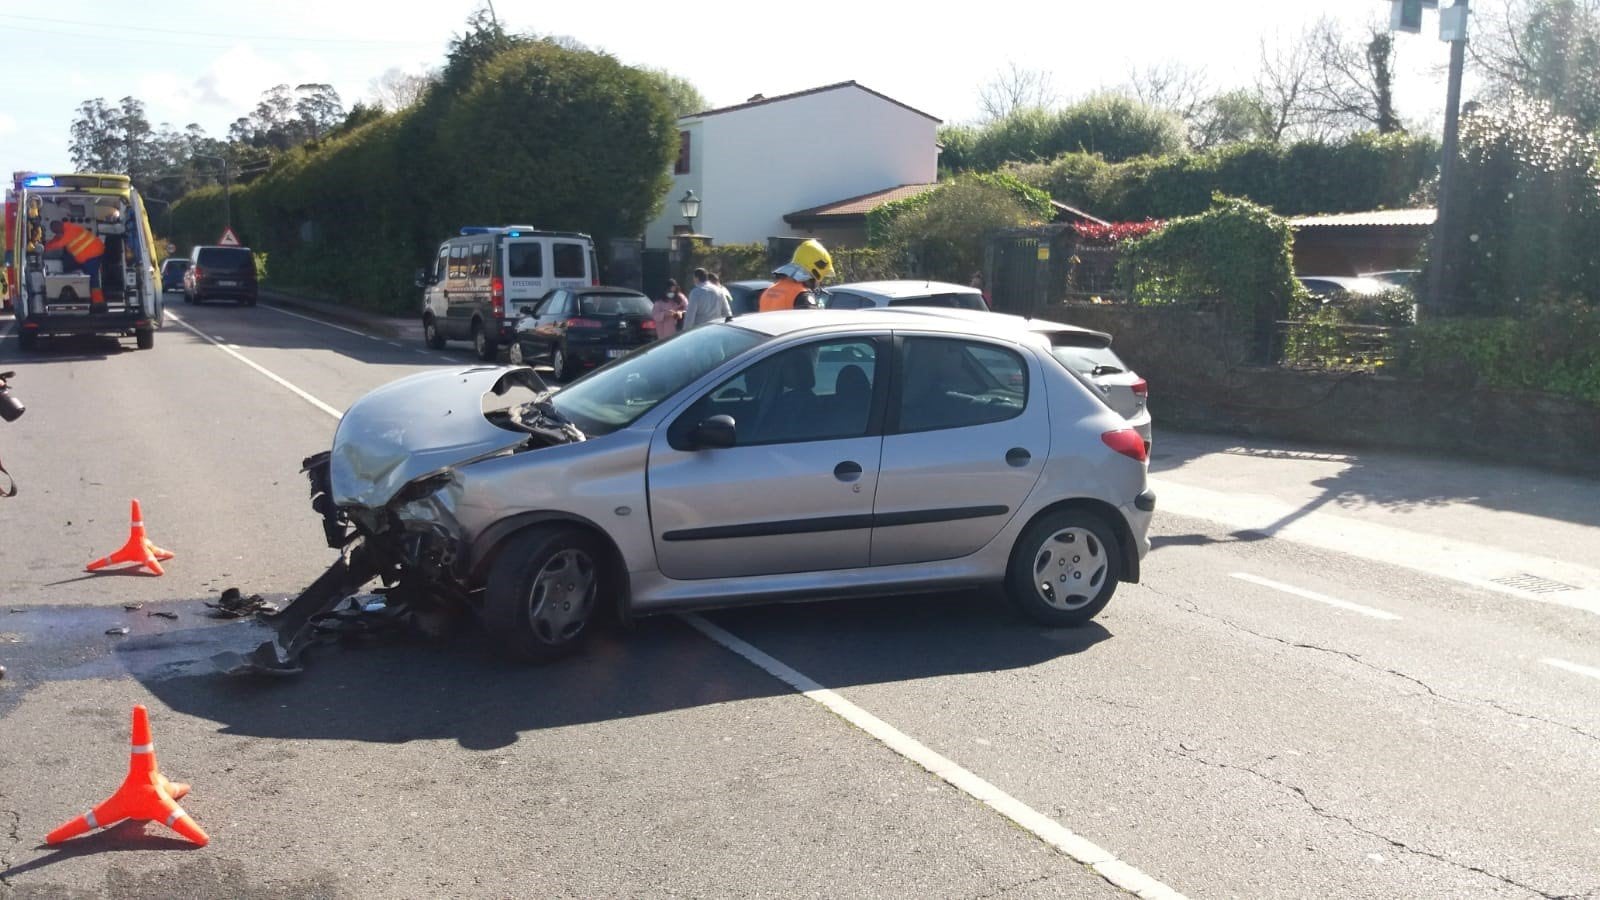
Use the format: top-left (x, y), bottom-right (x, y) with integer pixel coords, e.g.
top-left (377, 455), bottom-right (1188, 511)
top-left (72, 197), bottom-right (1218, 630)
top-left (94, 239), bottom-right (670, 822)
top-left (774, 239), bottom-right (834, 283)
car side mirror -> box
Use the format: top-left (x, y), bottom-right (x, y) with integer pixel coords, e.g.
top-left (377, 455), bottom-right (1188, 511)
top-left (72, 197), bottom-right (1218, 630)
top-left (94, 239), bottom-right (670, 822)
top-left (519, 305), bottom-right (536, 316)
top-left (414, 268), bottom-right (432, 288)
top-left (691, 415), bottom-right (736, 450)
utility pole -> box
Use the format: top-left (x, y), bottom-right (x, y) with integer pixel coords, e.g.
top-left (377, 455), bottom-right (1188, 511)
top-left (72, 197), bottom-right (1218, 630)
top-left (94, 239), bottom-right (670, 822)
top-left (192, 154), bottom-right (232, 233)
top-left (1425, 0), bottom-right (1470, 319)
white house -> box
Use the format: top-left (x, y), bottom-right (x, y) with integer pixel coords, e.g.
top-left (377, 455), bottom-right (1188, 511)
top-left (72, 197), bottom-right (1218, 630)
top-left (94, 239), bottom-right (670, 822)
top-left (643, 81), bottom-right (941, 250)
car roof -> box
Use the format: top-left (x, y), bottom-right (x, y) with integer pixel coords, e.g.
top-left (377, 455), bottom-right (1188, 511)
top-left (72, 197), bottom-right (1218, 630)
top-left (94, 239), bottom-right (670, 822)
top-left (570, 286), bottom-right (645, 296)
top-left (727, 280), bottom-right (773, 289)
top-left (826, 280), bottom-right (982, 299)
top-left (730, 307), bottom-right (1110, 343)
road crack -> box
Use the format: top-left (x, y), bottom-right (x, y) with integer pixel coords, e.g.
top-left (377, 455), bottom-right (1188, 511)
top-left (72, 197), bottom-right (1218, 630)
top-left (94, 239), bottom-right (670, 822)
top-left (1170, 748), bottom-right (1575, 899)
top-left (962, 872), bottom-right (1054, 899)
top-left (1162, 591), bottom-right (1600, 746)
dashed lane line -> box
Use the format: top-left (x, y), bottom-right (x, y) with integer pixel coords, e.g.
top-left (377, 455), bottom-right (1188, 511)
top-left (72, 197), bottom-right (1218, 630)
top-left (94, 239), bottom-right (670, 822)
top-left (1542, 658), bottom-right (1600, 682)
top-left (684, 614), bottom-right (1189, 900)
top-left (258, 301), bottom-right (385, 341)
top-left (170, 308), bottom-right (1187, 899)
top-left (1230, 572), bottom-right (1401, 621)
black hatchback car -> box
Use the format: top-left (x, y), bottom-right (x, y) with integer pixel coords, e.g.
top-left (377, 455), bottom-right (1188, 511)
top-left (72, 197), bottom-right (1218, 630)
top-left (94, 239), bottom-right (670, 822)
top-left (511, 287), bottom-right (657, 380)
top-left (184, 245), bottom-right (258, 305)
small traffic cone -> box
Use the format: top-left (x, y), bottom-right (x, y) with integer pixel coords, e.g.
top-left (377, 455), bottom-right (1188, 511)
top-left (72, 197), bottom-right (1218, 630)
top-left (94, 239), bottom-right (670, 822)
top-left (85, 499), bottom-right (175, 576)
top-left (46, 704), bottom-right (209, 847)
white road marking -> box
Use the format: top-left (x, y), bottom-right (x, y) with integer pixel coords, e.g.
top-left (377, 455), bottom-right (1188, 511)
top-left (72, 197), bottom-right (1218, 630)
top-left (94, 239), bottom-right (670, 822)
top-left (1542, 658), bottom-right (1600, 682)
top-left (683, 614), bottom-right (1188, 900)
top-left (1153, 478), bottom-right (1600, 616)
top-left (167, 311), bottom-right (344, 420)
top-left (1229, 572), bottom-right (1400, 621)
top-left (259, 301), bottom-right (385, 341)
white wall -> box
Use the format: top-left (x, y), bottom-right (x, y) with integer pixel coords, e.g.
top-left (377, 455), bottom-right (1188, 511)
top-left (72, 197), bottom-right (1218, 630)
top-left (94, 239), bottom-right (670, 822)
top-left (644, 85), bottom-right (938, 248)
top-left (644, 120), bottom-right (703, 250)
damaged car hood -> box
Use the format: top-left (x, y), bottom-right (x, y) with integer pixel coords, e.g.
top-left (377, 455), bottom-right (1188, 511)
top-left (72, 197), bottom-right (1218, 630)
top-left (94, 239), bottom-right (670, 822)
top-left (330, 366), bottom-right (547, 510)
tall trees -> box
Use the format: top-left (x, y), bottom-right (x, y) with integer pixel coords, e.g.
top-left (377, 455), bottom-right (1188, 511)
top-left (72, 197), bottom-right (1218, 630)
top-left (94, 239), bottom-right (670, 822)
top-left (1474, 0), bottom-right (1600, 129)
top-left (976, 63), bottom-right (1057, 123)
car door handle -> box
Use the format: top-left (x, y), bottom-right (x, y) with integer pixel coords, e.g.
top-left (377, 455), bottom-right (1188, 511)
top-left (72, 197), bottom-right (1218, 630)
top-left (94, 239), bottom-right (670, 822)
top-left (833, 461), bottom-right (863, 482)
top-left (1005, 447), bottom-right (1032, 467)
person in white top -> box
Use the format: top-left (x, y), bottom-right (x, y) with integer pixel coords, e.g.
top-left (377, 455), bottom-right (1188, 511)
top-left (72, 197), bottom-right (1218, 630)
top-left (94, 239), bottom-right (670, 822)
top-left (682, 267), bottom-right (732, 330)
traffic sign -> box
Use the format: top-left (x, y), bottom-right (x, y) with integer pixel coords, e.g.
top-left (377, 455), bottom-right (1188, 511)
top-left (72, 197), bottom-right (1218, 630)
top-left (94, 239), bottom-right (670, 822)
top-left (218, 227), bottom-right (241, 247)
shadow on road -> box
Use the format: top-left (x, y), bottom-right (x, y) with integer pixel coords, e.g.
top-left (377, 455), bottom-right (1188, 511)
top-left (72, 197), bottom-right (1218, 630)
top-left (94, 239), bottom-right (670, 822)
top-left (1150, 428), bottom-right (1600, 535)
top-left (134, 591), bottom-right (1111, 751)
top-left (1, 821), bottom-right (201, 881)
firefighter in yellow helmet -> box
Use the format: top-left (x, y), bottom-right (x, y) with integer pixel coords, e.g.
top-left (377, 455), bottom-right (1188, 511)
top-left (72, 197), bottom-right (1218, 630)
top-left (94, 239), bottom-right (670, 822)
top-left (758, 239), bottom-right (833, 312)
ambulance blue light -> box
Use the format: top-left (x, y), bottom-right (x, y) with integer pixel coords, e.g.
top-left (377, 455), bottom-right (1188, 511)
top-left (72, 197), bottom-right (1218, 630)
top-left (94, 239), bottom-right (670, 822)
top-left (22, 175), bottom-right (56, 188)
top-left (507, 231), bottom-right (521, 237)
top-left (459, 226), bottom-right (493, 235)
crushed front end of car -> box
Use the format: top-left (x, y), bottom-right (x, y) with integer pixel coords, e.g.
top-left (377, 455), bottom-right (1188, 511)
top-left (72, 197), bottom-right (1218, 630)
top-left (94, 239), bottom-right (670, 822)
top-left (217, 365), bottom-right (583, 676)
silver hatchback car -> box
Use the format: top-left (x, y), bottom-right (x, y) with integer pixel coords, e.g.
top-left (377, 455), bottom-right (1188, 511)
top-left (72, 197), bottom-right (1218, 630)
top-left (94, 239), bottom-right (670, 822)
top-left (301, 309), bottom-right (1156, 662)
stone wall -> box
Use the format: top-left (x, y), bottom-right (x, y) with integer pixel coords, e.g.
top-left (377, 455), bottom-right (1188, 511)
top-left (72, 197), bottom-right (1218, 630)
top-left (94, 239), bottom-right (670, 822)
top-left (1051, 301), bottom-right (1600, 477)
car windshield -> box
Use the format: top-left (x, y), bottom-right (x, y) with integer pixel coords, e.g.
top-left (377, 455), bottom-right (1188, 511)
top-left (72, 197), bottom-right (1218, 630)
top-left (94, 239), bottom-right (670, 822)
top-left (549, 323), bottom-right (767, 435)
top-left (577, 293), bottom-right (652, 317)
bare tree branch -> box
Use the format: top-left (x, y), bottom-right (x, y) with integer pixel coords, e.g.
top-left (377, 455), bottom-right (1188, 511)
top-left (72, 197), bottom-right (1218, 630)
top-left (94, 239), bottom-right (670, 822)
top-left (977, 62), bottom-right (1057, 122)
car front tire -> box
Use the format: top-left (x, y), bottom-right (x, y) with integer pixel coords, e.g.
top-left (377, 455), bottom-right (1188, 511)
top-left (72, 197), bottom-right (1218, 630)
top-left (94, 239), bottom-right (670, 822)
top-left (484, 526), bottom-right (602, 663)
top-left (423, 315), bottom-right (447, 350)
top-left (1005, 509), bottom-right (1122, 626)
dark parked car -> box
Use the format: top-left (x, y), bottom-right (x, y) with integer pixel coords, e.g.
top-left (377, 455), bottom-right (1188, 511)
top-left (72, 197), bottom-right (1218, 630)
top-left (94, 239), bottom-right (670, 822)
top-left (724, 279), bottom-right (774, 316)
top-left (184, 245), bottom-right (258, 305)
top-left (511, 287), bottom-right (657, 380)
top-left (159, 258), bottom-right (190, 293)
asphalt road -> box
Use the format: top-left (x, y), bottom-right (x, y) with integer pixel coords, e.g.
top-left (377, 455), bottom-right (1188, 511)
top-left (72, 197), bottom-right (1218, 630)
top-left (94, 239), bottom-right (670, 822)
top-left (1, 299), bottom-right (1598, 899)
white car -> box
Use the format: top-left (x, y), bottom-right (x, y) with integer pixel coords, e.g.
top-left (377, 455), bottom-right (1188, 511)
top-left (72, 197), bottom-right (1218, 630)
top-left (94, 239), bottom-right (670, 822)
top-left (820, 280), bottom-right (989, 311)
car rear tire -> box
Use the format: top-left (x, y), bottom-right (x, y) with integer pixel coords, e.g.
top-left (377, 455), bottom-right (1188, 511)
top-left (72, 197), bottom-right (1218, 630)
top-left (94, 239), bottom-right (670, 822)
top-left (1005, 509), bottom-right (1121, 627)
top-left (552, 345), bottom-right (571, 382)
top-left (484, 526), bottom-right (602, 663)
top-left (472, 320), bottom-right (496, 362)
top-left (135, 327), bottom-right (154, 350)
top-left (423, 315), bottom-right (446, 350)
top-left (506, 341), bottom-right (525, 365)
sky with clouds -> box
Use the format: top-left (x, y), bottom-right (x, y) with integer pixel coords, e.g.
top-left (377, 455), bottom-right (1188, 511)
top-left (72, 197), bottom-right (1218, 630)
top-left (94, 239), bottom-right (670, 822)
top-left (2, 1), bottom-right (1477, 175)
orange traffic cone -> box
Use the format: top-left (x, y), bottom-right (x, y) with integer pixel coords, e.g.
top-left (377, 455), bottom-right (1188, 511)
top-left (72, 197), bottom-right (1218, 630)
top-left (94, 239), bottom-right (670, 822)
top-left (46, 704), bottom-right (209, 847)
top-left (85, 499), bottom-right (175, 576)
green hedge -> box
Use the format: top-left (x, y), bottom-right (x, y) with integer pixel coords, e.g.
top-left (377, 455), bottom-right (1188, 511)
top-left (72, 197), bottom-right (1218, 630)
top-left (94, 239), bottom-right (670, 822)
top-left (688, 242), bottom-right (769, 281)
top-left (169, 40), bottom-right (677, 314)
top-left (1006, 132), bottom-right (1437, 221)
top-left (1402, 304), bottom-right (1600, 404)
top-left (939, 94), bottom-right (1186, 171)
top-left (866, 172), bottom-right (1052, 246)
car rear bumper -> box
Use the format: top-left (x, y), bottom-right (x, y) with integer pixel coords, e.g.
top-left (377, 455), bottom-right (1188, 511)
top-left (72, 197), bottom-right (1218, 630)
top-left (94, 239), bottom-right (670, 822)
top-left (193, 281), bottom-right (258, 299)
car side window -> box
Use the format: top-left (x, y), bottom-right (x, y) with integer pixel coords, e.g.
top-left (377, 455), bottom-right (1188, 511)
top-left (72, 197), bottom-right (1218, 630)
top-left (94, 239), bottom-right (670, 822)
top-left (448, 245), bottom-right (468, 281)
top-left (434, 246), bottom-right (449, 283)
top-left (896, 338), bottom-right (1027, 433)
top-left (507, 242), bottom-right (542, 278)
top-left (553, 242), bottom-right (586, 279)
top-left (470, 242), bottom-right (491, 278)
top-left (544, 292), bottom-right (568, 317)
top-left (673, 339), bottom-right (880, 449)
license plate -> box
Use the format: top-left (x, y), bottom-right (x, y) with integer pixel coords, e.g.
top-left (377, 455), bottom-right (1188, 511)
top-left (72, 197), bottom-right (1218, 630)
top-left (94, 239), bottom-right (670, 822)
top-left (606, 349), bottom-right (627, 359)
top-left (218, 280), bottom-right (238, 287)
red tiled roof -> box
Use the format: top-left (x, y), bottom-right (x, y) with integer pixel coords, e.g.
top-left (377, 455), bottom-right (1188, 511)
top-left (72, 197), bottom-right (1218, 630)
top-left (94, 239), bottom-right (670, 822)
top-left (784, 183), bottom-right (940, 223)
top-left (1290, 209), bottom-right (1437, 229)
top-left (686, 81), bottom-right (942, 124)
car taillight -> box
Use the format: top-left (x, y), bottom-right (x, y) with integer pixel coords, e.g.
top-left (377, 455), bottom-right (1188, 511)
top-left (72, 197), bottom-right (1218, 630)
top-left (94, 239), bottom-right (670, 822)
top-left (640, 319), bottom-right (656, 331)
top-left (565, 317), bottom-right (602, 328)
top-left (191, 266), bottom-right (203, 280)
top-left (1130, 378), bottom-right (1148, 399)
top-left (1102, 428), bottom-right (1148, 462)
top-left (491, 278), bottom-right (505, 316)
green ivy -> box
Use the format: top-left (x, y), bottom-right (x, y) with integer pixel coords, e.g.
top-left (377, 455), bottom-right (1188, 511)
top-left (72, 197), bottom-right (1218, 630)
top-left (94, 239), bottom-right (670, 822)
top-left (1118, 195), bottom-right (1303, 315)
top-left (1401, 303), bottom-right (1600, 403)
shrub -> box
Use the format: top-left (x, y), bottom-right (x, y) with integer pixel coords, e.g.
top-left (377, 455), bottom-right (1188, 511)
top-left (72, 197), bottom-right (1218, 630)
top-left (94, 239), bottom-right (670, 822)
top-left (877, 176), bottom-right (1041, 283)
top-left (1006, 132), bottom-right (1437, 220)
top-left (1401, 303), bottom-right (1600, 403)
top-left (867, 172), bottom-right (1051, 246)
top-left (953, 95), bottom-right (1185, 171)
top-left (689, 242), bottom-right (769, 281)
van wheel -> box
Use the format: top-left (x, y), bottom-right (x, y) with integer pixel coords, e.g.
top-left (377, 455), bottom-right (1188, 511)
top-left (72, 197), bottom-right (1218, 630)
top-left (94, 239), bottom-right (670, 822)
top-left (423, 315), bottom-right (446, 350)
top-left (135, 327), bottom-right (154, 350)
top-left (472, 321), bottom-right (497, 361)
top-left (484, 527), bottom-right (601, 663)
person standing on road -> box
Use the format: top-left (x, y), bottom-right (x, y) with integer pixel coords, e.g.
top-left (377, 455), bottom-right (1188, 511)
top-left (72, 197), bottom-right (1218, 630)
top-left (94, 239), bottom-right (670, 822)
top-left (682, 267), bottom-right (731, 330)
top-left (759, 239), bottom-right (832, 312)
top-left (652, 279), bottom-right (688, 338)
top-left (709, 271), bottom-right (734, 311)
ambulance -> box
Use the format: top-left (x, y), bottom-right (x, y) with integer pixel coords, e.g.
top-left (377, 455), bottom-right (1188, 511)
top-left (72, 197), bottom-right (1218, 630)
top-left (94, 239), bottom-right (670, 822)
top-left (6, 172), bottom-right (162, 350)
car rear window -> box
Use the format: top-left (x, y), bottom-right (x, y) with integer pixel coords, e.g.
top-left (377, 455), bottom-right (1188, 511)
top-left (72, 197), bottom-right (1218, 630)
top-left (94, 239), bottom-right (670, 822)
top-left (886, 292), bottom-right (987, 310)
top-left (1046, 335), bottom-right (1129, 377)
top-left (507, 242), bottom-right (543, 278)
top-left (577, 293), bottom-right (652, 316)
top-left (553, 242), bottom-right (587, 279)
top-left (196, 247), bottom-right (253, 272)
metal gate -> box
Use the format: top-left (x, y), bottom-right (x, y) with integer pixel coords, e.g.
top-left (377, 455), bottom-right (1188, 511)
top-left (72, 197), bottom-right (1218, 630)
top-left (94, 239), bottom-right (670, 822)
top-left (641, 248), bottom-right (670, 300)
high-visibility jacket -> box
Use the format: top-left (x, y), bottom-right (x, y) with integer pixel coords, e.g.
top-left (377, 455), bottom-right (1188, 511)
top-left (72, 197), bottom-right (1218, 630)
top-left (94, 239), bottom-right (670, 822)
top-left (758, 277), bottom-right (817, 313)
top-left (45, 222), bottom-right (105, 264)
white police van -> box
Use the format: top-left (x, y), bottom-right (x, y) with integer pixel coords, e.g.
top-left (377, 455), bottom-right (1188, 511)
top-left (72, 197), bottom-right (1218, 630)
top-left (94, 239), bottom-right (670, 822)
top-left (418, 226), bottom-right (597, 360)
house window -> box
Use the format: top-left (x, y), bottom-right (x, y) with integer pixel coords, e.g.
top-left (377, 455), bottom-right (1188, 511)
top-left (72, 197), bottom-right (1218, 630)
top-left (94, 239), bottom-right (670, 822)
top-left (675, 130), bottom-right (691, 175)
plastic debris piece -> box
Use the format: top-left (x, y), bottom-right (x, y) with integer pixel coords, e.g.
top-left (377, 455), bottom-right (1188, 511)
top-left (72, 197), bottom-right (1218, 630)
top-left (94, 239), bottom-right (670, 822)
top-left (204, 587), bottom-right (278, 619)
top-left (123, 603), bottom-right (145, 611)
top-left (148, 611), bottom-right (179, 620)
top-left (106, 626), bottom-right (130, 636)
